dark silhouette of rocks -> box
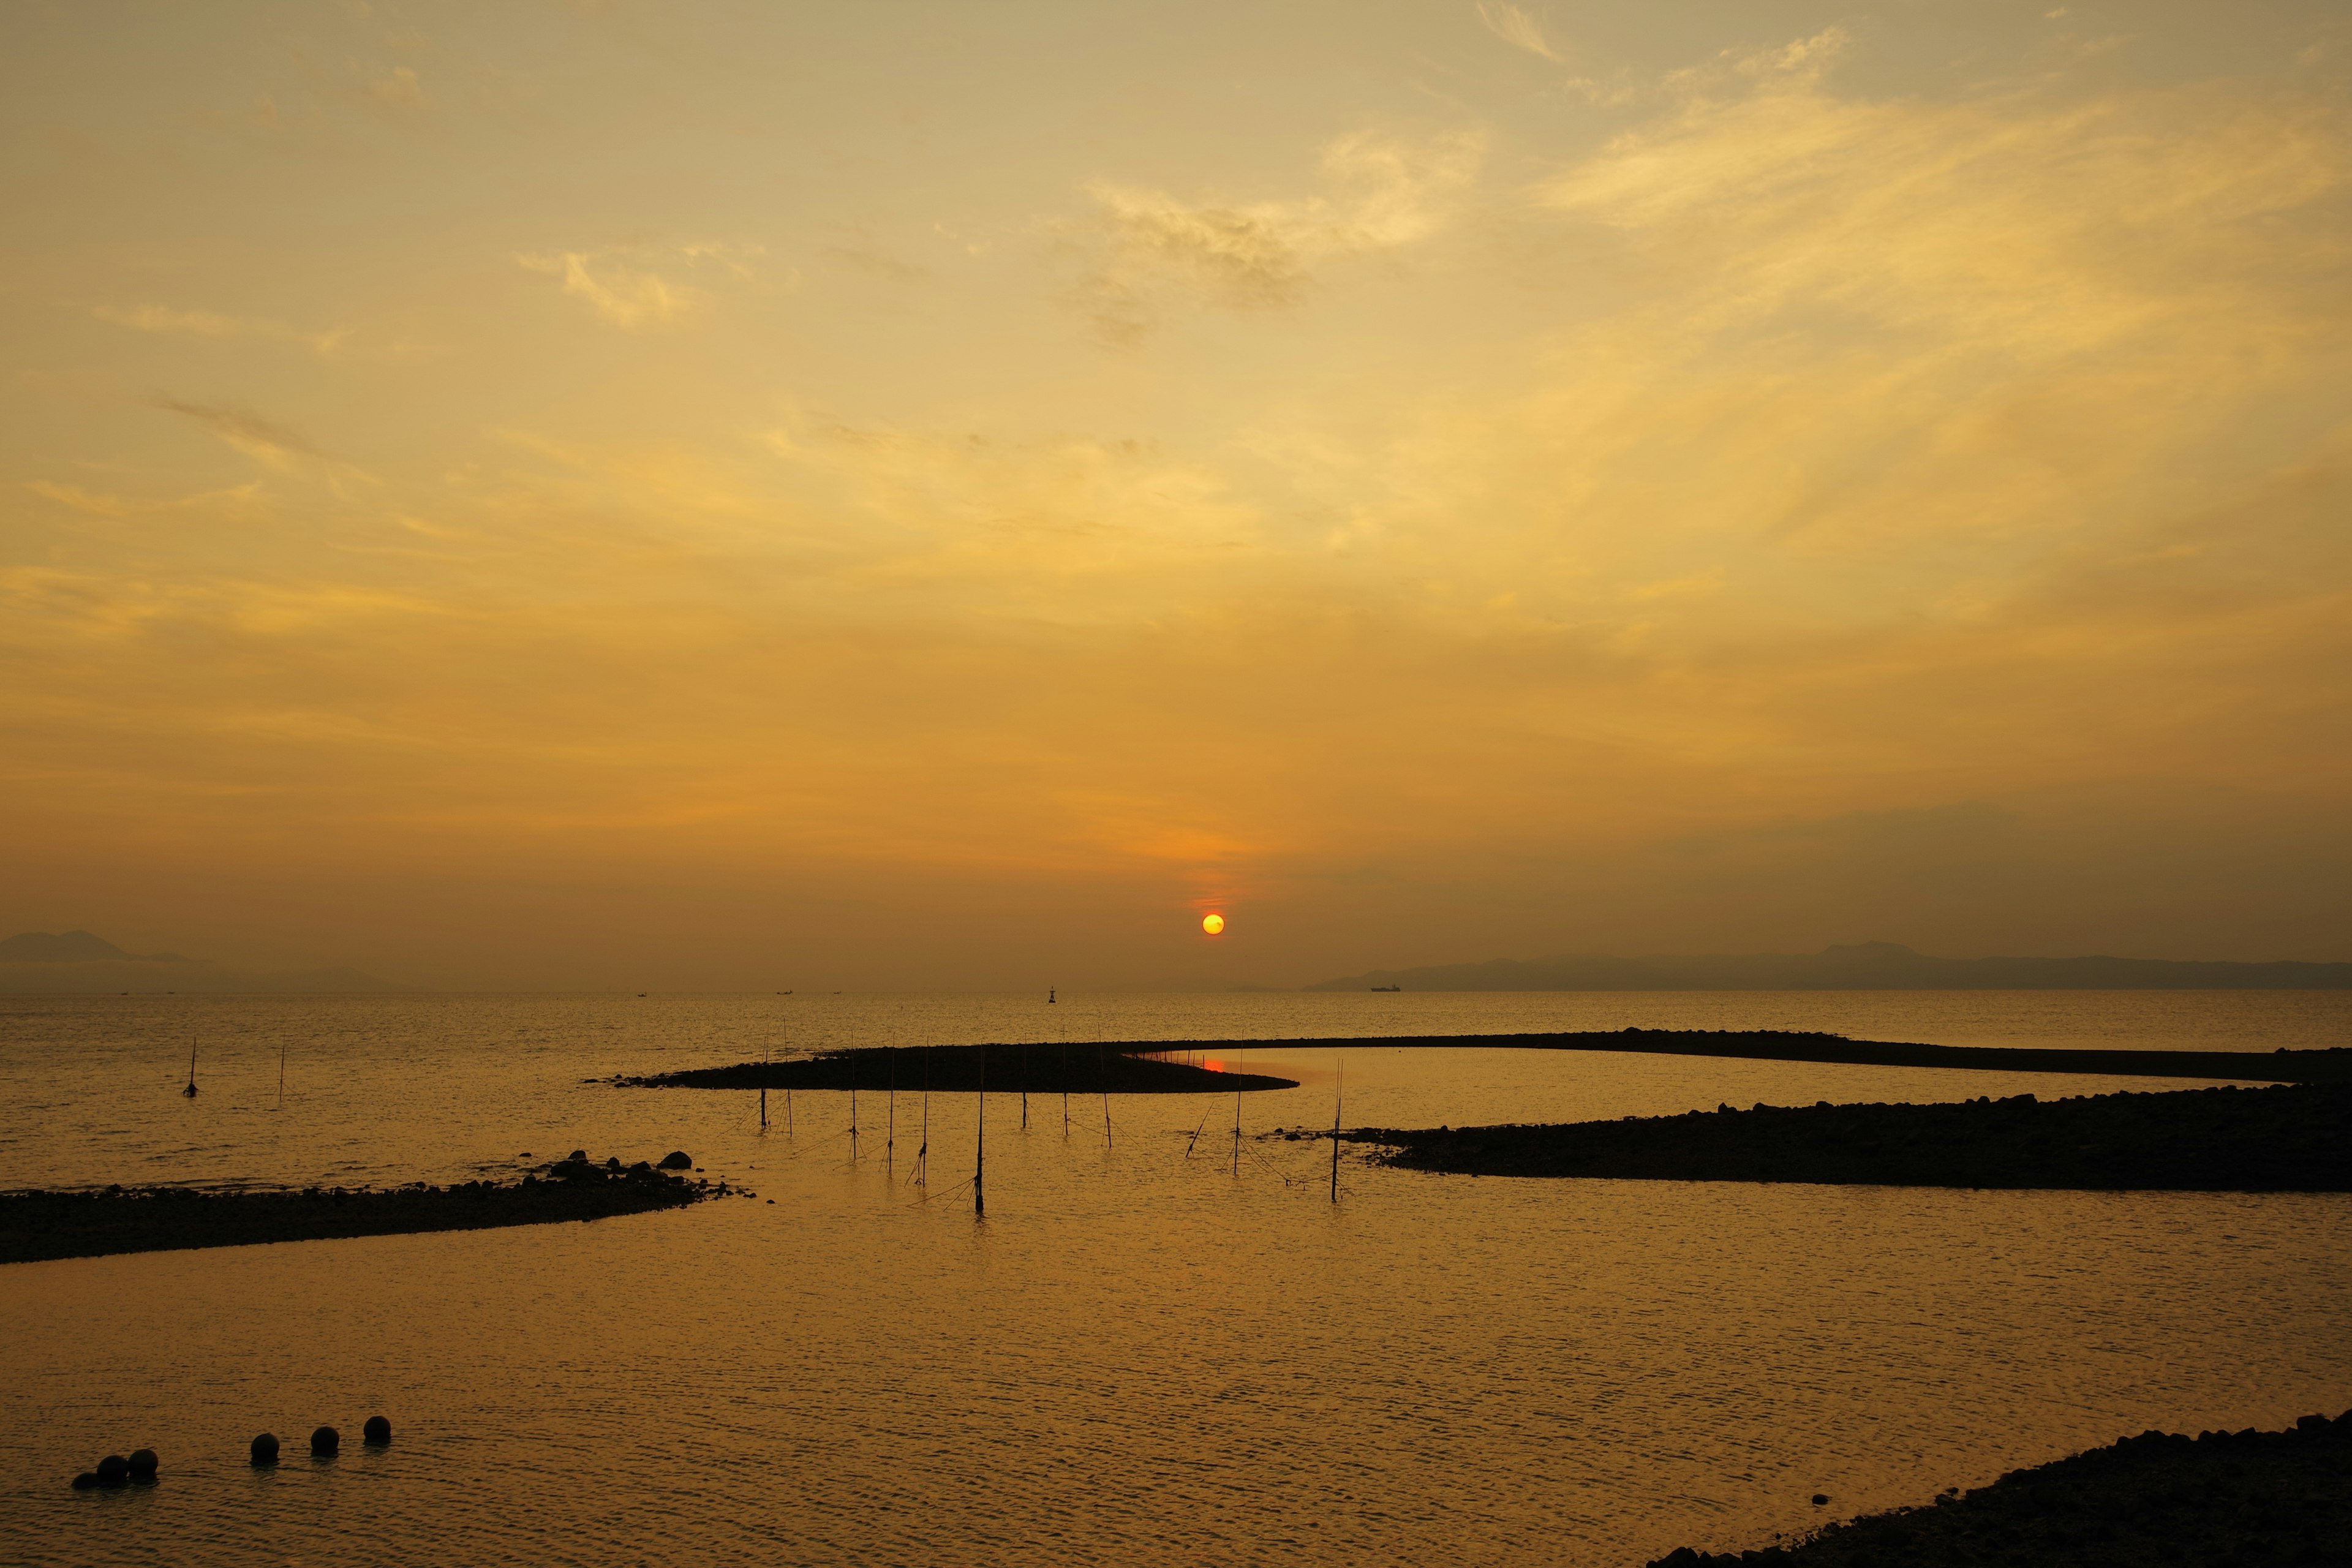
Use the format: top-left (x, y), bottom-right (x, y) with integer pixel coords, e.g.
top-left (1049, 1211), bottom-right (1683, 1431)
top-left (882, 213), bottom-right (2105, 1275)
top-left (250, 1433), bottom-right (279, 1466)
top-left (1358, 1082), bottom-right (2352, 1191)
top-left (94, 1455), bottom-right (129, 1487)
top-left (1648, 1411), bottom-right (2352, 1566)
top-left (363, 1416), bottom-right (391, 1445)
top-left (1311, 940), bottom-right (2352, 992)
top-left (657, 1151), bottom-right (692, 1170)
top-left (126, 1449), bottom-right (157, 1479)
top-left (1, 1154), bottom-right (717, 1265)
top-left (70, 1471), bottom-right (98, 1490)
top-left (310, 1426), bottom-right (338, 1457)
top-left (622, 1042), bottom-right (1298, 1095)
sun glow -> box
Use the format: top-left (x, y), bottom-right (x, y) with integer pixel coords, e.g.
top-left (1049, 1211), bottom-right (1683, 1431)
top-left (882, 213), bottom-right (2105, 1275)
top-left (1202, 913), bottom-right (1226, 935)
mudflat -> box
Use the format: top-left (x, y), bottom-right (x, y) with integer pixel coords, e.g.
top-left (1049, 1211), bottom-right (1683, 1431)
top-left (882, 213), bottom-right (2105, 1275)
top-left (618, 1042), bottom-right (1297, 1095)
top-left (1355, 1082), bottom-right (2352, 1191)
top-left (1, 1153), bottom-right (714, 1265)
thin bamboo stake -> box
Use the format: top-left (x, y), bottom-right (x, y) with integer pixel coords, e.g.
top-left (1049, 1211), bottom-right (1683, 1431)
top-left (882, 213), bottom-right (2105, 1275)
top-left (886, 1047), bottom-right (897, 1170)
top-left (1097, 1044), bottom-right (1112, 1150)
top-left (913, 1044), bottom-right (930, 1186)
top-left (974, 1043), bottom-right (986, 1215)
top-left (1330, 1060), bottom-right (1342, 1202)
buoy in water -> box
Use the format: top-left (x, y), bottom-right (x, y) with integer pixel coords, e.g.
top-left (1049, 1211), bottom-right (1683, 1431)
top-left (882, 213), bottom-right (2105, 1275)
top-left (363, 1416), bottom-right (391, 1445)
top-left (251, 1432), bottom-right (279, 1465)
top-left (310, 1426), bottom-right (339, 1457)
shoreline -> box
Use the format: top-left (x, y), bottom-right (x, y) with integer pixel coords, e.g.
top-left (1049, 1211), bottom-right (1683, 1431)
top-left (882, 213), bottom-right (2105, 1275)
top-left (1647, 1411), bottom-right (2352, 1566)
top-left (1351, 1082), bottom-right (2352, 1191)
top-left (1, 1153), bottom-right (718, 1265)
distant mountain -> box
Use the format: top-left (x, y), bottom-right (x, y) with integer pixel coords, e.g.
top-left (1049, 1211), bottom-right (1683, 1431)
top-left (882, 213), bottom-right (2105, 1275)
top-left (1306, 941), bottom-right (2352, 992)
top-left (0, 930), bottom-right (413, 994)
top-left (0, 929), bottom-right (186, 963)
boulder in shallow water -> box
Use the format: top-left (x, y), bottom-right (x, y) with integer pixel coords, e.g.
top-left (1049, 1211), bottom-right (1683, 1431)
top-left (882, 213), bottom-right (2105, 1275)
top-left (95, 1455), bottom-right (129, 1486)
top-left (127, 1448), bottom-right (158, 1478)
top-left (658, 1151), bottom-right (693, 1170)
top-left (310, 1425), bottom-right (339, 1457)
top-left (70, 1471), bottom-right (99, 1490)
top-left (363, 1416), bottom-right (391, 1444)
top-left (251, 1432), bottom-right (279, 1465)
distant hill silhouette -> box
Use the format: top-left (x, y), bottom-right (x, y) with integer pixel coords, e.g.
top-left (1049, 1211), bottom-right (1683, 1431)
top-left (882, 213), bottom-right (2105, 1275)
top-left (0, 930), bottom-right (412, 994)
top-left (0, 930), bottom-right (186, 963)
top-left (1307, 941), bottom-right (2352, 992)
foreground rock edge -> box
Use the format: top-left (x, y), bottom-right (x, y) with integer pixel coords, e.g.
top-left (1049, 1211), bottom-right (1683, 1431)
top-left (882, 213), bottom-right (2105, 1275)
top-left (1646, 1411), bottom-right (2352, 1566)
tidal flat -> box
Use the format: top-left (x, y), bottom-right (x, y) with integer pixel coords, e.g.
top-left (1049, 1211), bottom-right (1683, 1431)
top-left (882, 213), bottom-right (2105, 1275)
top-left (0, 1153), bottom-right (713, 1265)
top-left (1356, 1082), bottom-right (2352, 1191)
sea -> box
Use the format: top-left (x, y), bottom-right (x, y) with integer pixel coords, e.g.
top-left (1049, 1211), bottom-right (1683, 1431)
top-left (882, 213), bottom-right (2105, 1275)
top-left (2, 989), bottom-right (2348, 1566)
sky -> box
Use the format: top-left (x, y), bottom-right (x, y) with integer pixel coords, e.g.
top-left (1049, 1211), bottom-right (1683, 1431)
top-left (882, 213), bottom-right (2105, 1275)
top-left (3, 0), bottom-right (2350, 990)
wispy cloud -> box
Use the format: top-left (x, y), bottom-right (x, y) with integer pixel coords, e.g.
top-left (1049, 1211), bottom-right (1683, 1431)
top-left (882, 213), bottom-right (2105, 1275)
top-left (96, 304), bottom-right (351, 355)
top-left (516, 243), bottom-right (764, 328)
top-left (27, 480), bottom-right (129, 517)
top-left (151, 399), bottom-right (324, 470)
top-left (1477, 2), bottom-right (1562, 63)
top-left (1072, 129), bottom-right (1485, 343)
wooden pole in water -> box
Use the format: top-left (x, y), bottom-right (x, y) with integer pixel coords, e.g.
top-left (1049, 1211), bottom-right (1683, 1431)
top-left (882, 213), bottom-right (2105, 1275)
top-left (760, 1044), bottom-right (769, 1130)
top-left (886, 1047), bottom-right (897, 1170)
top-left (1060, 1039), bottom-right (1070, 1138)
top-left (1020, 1038), bottom-right (1029, 1131)
top-left (277, 1039), bottom-right (286, 1110)
top-left (183, 1036), bottom-right (198, 1098)
top-left (1330, 1060), bottom-right (1342, 1203)
top-left (850, 1051), bottom-right (860, 1163)
top-left (913, 1044), bottom-right (930, 1186)
top-left (974, 1043), bottom-right (986, 1215)
top-left (1097, 1044), bottom-right (1112, 1150)
top-left (1231, 1080), bottom-right (1242, 1176)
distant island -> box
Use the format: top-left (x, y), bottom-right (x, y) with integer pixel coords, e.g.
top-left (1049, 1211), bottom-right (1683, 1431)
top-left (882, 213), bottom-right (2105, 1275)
top-left (1308, 940), bottom-right (2352, 992)
top-left (0, 930), bottom-right (412, 995)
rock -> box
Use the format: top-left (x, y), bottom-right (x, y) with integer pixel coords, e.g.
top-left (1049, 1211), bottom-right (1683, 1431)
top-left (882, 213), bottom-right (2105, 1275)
top-left (363, 1415), bottom-right (391, 1444)
top-left (251, 1432), bottom-right (279, 1465)
top-left (126, 1448), bottom-right (158, 1477)
top-left (658, 1151), bottom-right (692, 1170)
top-left (71, 1471), bottom-right (99, 1490)
top-left (310, 1425), bottom-right (339, 1457)
top-left (568, 1149), bottom-right (586, 1162)
top-left (96, 1454), bottom-right (130, 1486)
top-left (1811, 1493), bottom-right (1830, 1506)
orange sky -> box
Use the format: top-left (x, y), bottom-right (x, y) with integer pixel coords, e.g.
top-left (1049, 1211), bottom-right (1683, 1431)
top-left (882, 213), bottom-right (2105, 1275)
top-left (4, 1), bottom-right (2349, 989)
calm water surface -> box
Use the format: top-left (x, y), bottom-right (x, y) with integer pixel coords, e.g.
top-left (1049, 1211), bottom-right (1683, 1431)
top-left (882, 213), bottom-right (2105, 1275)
top-left (2, 990), bottom-right (2348, 1566)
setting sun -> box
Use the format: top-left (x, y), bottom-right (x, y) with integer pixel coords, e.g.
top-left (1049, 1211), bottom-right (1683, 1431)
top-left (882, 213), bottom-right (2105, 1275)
top-left (1202, 914), bottom-right (1226, 936)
